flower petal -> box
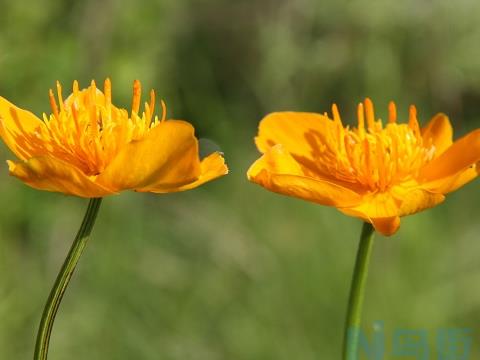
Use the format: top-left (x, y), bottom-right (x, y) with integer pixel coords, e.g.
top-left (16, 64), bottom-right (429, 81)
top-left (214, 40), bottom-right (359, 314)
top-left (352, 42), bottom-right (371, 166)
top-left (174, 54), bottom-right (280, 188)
top-left (7, 157), bottom-right (115, 197)
top-left (339, 185), bottom-right (445, 236)
top-left (420, 129), bottom-right (480, 182)
top-left (421, 113), bottom-right (452, 157)
top-left (422, 164), bottom-right (478, 193)
top-left (370, 217), bottom-right (401, 236)
top-left (138, 152), bottom-right (228, 193)
top-left (255, 112), bottom-right (335, 156)
top-left (339, 192), bottom-right (400, 220)
top-left (0, 96), bottom-right (44, 160)
top-left (392, 186), bottom-right (445, 216)
top-left (97, 120), bottom-right (202, 191)
top-left (247, 144), bottom-right (362, 207)
top-left (339, 199), bottom-right (401, 236)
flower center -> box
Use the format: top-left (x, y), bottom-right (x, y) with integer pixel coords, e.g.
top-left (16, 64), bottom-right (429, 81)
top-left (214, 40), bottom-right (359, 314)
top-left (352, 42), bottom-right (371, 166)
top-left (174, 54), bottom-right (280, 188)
top-left (11, 80), bottom-right (165, 176)
top-left (304, 99), bottom-right (436, 191)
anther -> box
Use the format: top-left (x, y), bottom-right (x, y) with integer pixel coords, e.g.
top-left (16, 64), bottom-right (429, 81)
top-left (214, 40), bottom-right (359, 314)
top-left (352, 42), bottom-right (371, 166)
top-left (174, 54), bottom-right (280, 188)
top-left (56, 81), bottom-right (64, 112)
top-left (149, 89), bottom-right (156, 119)
top-left (408, 105), bottom-right (420, 136)
top-left (73, 80), bottom-right (79, 95)
top-left (132, 80), bottom-right (141, 116)
top-left (89, 80), bottom-right (97, 105)
top-left (357, 103), bottom-right (365, 137)
top-left (388, 101), bottom-right (397, 123)
top-left (49, 89), bottom-right (59, 119)
top-left (364, 98), bottom-right (375, 130)
top-left (332, 103), bottom-right (342, 126)
top-left (104, 78), bottom-right (112, 106)
top-left (161, 100), bottom-right (167, 122)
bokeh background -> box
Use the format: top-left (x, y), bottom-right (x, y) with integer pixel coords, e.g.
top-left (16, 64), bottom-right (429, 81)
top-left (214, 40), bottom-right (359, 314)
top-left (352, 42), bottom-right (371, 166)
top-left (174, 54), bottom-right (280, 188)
top-left (1, 0), bottom-right (480, 358)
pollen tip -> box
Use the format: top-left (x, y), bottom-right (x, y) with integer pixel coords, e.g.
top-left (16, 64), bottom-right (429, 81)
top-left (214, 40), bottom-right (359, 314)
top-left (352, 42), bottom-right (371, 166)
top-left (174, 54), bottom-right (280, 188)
top-left (131, 80), bottom-right (142, 115)
top-left (364, 97), bottom-right (375, 130)
top-left (149, 89), bottom-right (156, 117)
top-left (388, 101), bottom-right (397, 123)
top-left (104, 78), bottom-right (112, 104)
top-left (332, 103), bottom-right (342, 125)
top-left (357, 102), bottom-right (365, 131)
top-left (48, 89), bottom-right (59, 118)
top-left (55, 81), bottom-right (64, 110)
top-left (408, 105), bottom-right (420, 134)
top-left (409, 104), bottom-right (417, 117)
top-left (161, 100), bottom-right (167, 122)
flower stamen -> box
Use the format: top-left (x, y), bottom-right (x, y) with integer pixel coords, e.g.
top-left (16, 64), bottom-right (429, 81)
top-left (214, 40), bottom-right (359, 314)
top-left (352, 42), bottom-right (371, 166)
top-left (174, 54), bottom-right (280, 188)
top-left (56, 81), bottom-right (64, 112)
top-left (408, 105), bottom-right (420, 138)
top-left (312, 101), bottom-right (437, 191)
top-left (388, 101), bottom-right (397, 123)
top-left (364, 98), bottom-right (376, 131)
top-left (357, 103), bottom-right (365, 138)
top-left (132, 79), bottom-right (141, 116)
top-left (8, 80), bottom-right (166, 176)
top-left (104, 78), bottom-right (112, 107)
top-left (49, 89), bottom-right (59, 119)
top-left (332, 103), bottom-right (342, 126)
top-left (161, 100), bottom-right (167, 122)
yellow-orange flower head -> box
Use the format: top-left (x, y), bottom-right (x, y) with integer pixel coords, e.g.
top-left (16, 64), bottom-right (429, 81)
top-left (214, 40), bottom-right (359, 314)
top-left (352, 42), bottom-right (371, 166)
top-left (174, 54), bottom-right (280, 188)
top-left (248, 99), bottom-right (480, 235)
top-left (0, 79), bottom-right (228, 197)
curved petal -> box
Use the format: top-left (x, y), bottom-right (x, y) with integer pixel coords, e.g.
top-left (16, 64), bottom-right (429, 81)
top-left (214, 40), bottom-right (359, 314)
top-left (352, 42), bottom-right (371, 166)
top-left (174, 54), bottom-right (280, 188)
top-left (247, 145), bottom-right (362, 207)
top-left (339, 192), bottom-right (400, 220)
top-left (419, 129), bottom-right (480, 182)
top-left (0, 96), bottom-right (45, 160)
top-left (371, 217), bottom-right (401, 236)
top-left (248, 144), bottom-right (304, 177)
top-left (138, 152), bottom-right (228, 193)
top-left (421, 113), bottom-right (452, 157)
top-left (255, 112), bottom-right (335, 156)
top-left (423, 163), bottom-right (478, 194)
top-left (97, 120), bottom-right (202, 191)
top-left (339, 201), bottom-right (401, 236)
top-left (392, 186), bottom-right (445, 216)
top-left (7, 157), bottom-right (115, 197)
top-left (339, 185), bottom-right (445, 236)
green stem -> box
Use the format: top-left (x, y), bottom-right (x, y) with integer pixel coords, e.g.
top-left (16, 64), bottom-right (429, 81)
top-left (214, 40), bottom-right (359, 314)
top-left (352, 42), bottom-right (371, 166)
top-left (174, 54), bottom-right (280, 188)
top-left (34, 198), bottom-right (103, 360)
top-left (342, 222), bottom-right (375, 360)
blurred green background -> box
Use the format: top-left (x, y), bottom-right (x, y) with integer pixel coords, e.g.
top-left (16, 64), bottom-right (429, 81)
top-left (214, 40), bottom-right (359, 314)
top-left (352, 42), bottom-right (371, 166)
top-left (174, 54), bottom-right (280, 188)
top-left (1, 0), bottom-right (480, 359)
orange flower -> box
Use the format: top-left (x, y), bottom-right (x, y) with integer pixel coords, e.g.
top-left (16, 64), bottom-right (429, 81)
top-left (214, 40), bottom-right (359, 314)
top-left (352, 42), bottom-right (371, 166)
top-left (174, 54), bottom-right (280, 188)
top-left (248, 99), bottom-right (480, 236)
top-left (0, 79), bottom-right (228, 197)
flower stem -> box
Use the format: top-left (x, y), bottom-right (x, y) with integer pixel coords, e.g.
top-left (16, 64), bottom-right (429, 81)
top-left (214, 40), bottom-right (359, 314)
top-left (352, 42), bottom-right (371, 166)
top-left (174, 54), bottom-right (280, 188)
top-left (342, 222), bottom-right (375, 360)
top-left (34, 198), bottom-right (103, 360)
